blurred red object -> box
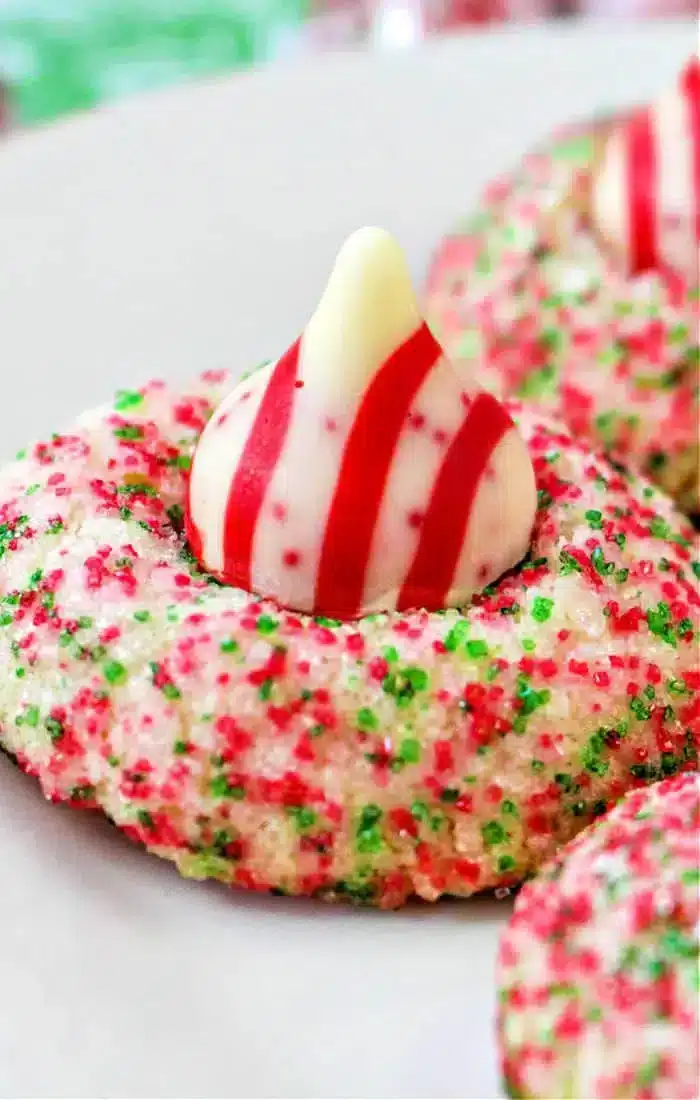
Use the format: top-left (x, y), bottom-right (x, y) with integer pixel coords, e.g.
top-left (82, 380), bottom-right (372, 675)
top-left (313, 0), bottom-right (697, 29)
top-left (429, 0), bottom-right (507, 26)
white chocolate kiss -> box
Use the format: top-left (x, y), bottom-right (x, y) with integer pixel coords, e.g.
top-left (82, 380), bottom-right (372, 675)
top-left (592, 61), bottom-right (700, 284)
top-left (187, 228), bottom-right (537, 618)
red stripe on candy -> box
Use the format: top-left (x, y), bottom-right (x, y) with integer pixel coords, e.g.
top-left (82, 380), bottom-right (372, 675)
top-left (398, 391), bottom-right (513, 613)
top-left (680, 57), bottom-right (700, 244)
top-left (222, 340), bottom-right (301, 590)
top-left (626, 107), bottom-right (658, 274)
top-left (314, 323), bottom-right (442, 619)
top-left (184, 505), bottom-right (204, 564)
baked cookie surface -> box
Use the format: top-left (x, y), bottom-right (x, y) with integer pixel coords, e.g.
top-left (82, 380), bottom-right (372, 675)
top-left (0, 373), bottom-right (698, 907)
top-left (498, 773), bottom-right (700, 1100)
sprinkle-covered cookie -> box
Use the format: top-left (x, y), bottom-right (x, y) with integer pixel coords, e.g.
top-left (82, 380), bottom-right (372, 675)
top-left (0, 371), bottom-right (697, 906)
top-left (425, 104), bottom-right (699, 513)
top-left (498, 773), bottom-right (700, 1100)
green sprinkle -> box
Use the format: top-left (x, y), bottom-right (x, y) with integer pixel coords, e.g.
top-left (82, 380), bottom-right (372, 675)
top-left (501, 800), bottom-right (518, 817)
top-left (630, 696), bottom-right (652, 722)
top-left (647, 602), bottom-right (676, 646)
top-left (595, 410), bottom-right (617, 439)
top-left (444, 621), bottom-right (470, 652)
top-left (173, 739), bottom-right (189, 755)
top-left (482, 820), bottom-right (507, 846)
top-left (257, 615), bottom-right (278, 635)
top-left (23, 706), bottom-right (40, 728)
top-left (585, 509), bottom-right (603, 529)
top-left (516, 676), bottom-right (551, 718)
top-left (660, 753), bottom-right (679, 777)
top-left (167, 504), bottom-right (184, 531)
top-left (498, 855), bottom-right (515, 872)
top-left (383, 646), bottom-right (400, 663)
top-left (45, 716), bottom-right (63, 741)
top-left (499, 602), bottom-right (520, 617)
top-left (668, 678), bottom-right (688, 696)
top-left (356, 804), bottom-right (384, 854)
top-left (356, 707), bottom-right (379, 732)
top-left (358, 804), bottom-right (382, 828)
top-left (134, 610), bottom-right (151, 623)
top-left (521, 638), bottom-right (536, 652)
top-left (336, 879), bottom-right (376, 904)
top-left (531, 596), bottom-right (554, 623)
top-left (439, 788), bottom-right (460, 803)
top-left (591, 546), bottom-right (615, 576)
top-left (531, 759), bottom-right (545, 773)
top-left (210, 775), bottom-right (244, 799)
top-left (649, 516), bottom-right (671, 540)
top-left (115, 389), bottom-right (144, 411)
top-left (114, 425), bottom-right (144, 440)
top-left (559, 550), bottom-right (582, 575)
top-left (581, 730), bottom-right (610, 777)
top-left (466, 639), bottom-right (488, 658)
top-left (290, 807), bottom-right (317, 831)
top-left (382, 665), bottom-right (429, 706)
top-left (314, 616), bottom-right (342, 628)
top-left (118, 482), bottom-right (157, 498)
top-left (516, 363), bottom-right (558, 400)
top-left (220, 639), bottom-right (238, 654)
top-left (103, 661), bottom-right (128, 686)
top-left (411, 800), bottom-right (430, 822)
top-left (399, 738), bottom-right (421, 764)
top-left (162, 682), bottom-right (181, 701)
top-left (167, 453), bottom-right (192, 470)
top-left (258, 678), bottom-right (273, 702)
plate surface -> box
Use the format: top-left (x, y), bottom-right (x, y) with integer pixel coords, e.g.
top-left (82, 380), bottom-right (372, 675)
top-left (0, 22), bottom-right (695, 1099)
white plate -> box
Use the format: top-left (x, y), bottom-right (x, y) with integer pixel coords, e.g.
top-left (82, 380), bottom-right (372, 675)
top-left (0, 22), bottom-right (695, 1100)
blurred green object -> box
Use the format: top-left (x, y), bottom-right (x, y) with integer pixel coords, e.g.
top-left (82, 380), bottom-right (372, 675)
top-left (0, 0), bottom-right (311, 124)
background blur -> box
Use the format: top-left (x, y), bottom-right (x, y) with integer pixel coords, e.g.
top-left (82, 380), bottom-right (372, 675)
top-left (0, 0), bottom-right (696, 130)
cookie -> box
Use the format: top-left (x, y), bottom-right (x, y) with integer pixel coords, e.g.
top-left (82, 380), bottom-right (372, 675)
top-left (0, 372), bottom-right (697, 907)
top-left (498, 773), bottom-right (700, 1100)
